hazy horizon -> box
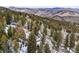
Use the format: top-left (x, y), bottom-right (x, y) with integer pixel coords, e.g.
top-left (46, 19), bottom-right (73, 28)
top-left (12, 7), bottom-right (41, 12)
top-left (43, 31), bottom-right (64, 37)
top-left (0, 0), bottom-right (79, 8)
top-left (3, 6), bottom-right (79, 8)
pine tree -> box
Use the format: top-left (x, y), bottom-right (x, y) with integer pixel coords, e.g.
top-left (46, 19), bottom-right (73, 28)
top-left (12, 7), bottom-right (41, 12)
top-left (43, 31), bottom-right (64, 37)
top-left (13, 27), bottom-right (25, 39)
top-left (8, 27), bottom-right (14, 38)
top-left (0, 34), bottom-right (8, 52)
top-left (6, 15), bottom-right (12, 25)
top-left (0, 44), bottom-right (4, 52)
top-left (69, 33), bottom-right (75, 49)
top-left (53, 31), bottom-right (62, 51)
top-left (0, 34), bottom-right (8, 43)
top-left (44, 44), bottom-right (51, 53)
top-left (12, 39), bottom-right (19, 52)
top-left (64, 34), bottom-right (70, 52)
top-left (27, 31), bottom-right (36, 53)
top-left (0, 22), bottom-right (3, 32)
top-left (76, 42), bottom-right (79, 53)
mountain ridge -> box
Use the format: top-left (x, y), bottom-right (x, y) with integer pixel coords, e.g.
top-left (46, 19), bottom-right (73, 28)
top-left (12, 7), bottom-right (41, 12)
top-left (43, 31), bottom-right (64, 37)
top-left (8, 7), bottom-right (79, 23)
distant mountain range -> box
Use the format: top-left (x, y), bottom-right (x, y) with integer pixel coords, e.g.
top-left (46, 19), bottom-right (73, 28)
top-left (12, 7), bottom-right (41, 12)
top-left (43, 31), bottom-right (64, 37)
top-left (8, 7), bottom-right (79, 23)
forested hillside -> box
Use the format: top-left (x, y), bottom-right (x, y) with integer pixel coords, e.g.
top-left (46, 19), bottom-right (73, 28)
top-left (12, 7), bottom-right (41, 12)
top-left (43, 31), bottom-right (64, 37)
top-left (0, 7), bottom-right (79, 53)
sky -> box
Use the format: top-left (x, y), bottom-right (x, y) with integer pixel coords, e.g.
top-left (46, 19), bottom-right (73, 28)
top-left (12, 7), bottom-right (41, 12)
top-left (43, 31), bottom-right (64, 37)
top-left (0, 0), bottom-right (79, 8)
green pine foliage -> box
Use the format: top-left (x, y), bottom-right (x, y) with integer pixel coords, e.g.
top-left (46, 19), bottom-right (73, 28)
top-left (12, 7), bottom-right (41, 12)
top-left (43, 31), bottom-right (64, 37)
top-left (27, 31), bottom-right (36, 53)
top-left (44, 44), bottom-right (51, 53)
top-left (69, 33), bottom-right (75, 49)
top-left (53, 31), bottom-right (62, 51)
top-left (0, 7), bottom-right (79, 53)
top-left (76, 42), bottom-right (79, 53)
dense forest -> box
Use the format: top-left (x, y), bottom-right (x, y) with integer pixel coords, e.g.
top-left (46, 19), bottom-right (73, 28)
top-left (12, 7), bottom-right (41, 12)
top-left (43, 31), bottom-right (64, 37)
top-left (0, 7), bottom-right (79, 53)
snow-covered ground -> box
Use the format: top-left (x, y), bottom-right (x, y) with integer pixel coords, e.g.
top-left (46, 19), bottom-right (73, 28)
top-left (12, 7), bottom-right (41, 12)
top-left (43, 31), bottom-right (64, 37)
top-left (61, 29), bottom-right (68, 40)
top-left (23, 28), bottom-right (31, 39)
top-left (18, 39), bottom-right (27, 53)
top-left (4, 18), bottom-right (78, 53)
top-left (45, 35), bottom-right (53, 52)
top-left (23, 22), bottom-right (31, 39)
top-left (4, 22), bottom-right (17, 34)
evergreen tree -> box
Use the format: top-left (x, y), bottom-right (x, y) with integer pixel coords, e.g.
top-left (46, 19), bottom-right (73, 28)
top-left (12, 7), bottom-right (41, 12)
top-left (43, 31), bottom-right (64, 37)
top-left (53, 31), bottom-right (62, 51)
top-left (0, 22), bottom-right (3, 32)
top-left (6, 15), bottom-right (12, 24)
top-left (0, 34), bottom-right (8, 52)
top-left (44, 44), bottom-right (51, 53)
top-left (8, 27), bottom-right (14, 38)
top-left (64, 34), bottom-right (70, 52)
top-left (0, 34), bottom-right (8, 43)
top-left (13, 27), bottom-right (25, 39)
top-left (76, 42), bottom-right (79, 53)
top-left (12, 39), bottom-right (19, 52)
top-left (27, 31), bottom-right (36, 53)
top-left (69, 33), bottom-right (75, 49)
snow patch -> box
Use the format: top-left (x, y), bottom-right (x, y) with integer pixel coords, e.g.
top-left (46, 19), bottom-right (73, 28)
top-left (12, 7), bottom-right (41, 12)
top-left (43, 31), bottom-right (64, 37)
top-left (18, 39), bottom-right (27, 53)
top-left (4, 26), bottom-right (9, 33)
top-left (45, 35), bottom-right (53, 52)
top-left (61, 29), bottom-right (68, 39)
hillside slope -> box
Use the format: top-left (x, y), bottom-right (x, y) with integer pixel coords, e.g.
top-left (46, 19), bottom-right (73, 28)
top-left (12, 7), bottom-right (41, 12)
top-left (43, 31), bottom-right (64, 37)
top-left (0, 7), bottom-right (79, 53)
top-left (9, 7), bottom-right (79, 23)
